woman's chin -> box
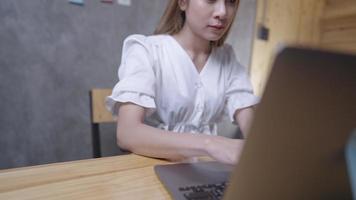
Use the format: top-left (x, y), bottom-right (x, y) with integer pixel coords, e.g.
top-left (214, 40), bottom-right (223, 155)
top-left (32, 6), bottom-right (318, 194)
top-left (204, 33), bottom-right (224, 42)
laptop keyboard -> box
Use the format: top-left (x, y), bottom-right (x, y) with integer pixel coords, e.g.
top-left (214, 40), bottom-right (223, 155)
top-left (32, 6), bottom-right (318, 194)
top-left (178, 182), bottom-right (228, 200)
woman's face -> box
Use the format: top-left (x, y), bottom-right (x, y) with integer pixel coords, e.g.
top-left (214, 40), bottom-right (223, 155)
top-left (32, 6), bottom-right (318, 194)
top-left (179, 0), bottom-right (239, 41)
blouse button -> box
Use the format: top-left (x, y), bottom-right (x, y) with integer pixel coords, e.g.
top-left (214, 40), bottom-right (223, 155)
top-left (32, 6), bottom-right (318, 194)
top-left (197, 104), bottom-right (204, 111)
top-left (195, 81), bottom-right (203, 88)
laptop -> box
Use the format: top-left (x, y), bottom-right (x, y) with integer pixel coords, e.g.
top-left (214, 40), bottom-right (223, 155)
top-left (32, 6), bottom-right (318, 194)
top-left (154, 47), bottom-right (356, 200)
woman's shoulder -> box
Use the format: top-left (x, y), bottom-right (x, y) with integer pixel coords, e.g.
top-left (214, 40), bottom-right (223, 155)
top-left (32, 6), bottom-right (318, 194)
top-left (213, 43), bottom-right (248, 77)
top-left (121, 34), bottom-right (170, 65)
top-left (123, 34), bottom-right (169, 47)
top-left (213, 43), bottom-right (238, 65)
top-left (215, 43), bottom-right (234, 55)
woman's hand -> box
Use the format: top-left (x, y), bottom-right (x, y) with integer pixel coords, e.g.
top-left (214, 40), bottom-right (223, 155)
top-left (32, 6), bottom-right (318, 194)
top-left (204, 136), bottom-right (244, 165)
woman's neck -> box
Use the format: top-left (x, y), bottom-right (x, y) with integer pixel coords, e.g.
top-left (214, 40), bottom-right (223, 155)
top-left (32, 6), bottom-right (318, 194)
top-left (172, 26), bottom-right (211, 56)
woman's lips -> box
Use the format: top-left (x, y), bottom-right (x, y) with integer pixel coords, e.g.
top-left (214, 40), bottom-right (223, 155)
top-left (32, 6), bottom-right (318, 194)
top-left (208, 25), bottom-right (226, 30)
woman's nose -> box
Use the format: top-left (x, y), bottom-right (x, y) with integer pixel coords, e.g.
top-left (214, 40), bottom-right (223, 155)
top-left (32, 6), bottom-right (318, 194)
top-left (214, 2), bottom-right (227, 20)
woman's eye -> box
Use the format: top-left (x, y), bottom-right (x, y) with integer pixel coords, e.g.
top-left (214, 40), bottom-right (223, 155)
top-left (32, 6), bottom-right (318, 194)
top-left (226, 0), bottom-right (237, 4)
top-left (206, 0), bottom-right (238, 5)
top-left (207, 0), bottom-right (217, 4)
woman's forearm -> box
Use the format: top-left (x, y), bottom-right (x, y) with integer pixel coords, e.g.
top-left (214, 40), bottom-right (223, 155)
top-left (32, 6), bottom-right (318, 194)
top-left (235, 107), bottom-right (255, 138)
top-left (117, 122), bottom-right (211, 161)
top-left (116, 103), bottom-right (241, 164)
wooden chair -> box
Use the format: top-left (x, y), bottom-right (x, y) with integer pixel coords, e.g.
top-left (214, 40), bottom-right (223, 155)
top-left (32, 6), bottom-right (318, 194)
top-left (89, 88), bottom-right (115, 158)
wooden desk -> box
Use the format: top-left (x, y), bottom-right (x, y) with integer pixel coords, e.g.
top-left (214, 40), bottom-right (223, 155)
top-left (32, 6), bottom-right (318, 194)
top-left (0, 154), bottom-right (172, 200)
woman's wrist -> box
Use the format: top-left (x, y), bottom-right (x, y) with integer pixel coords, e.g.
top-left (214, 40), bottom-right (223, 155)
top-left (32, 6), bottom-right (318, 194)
top-left (174, 132), bottom-right (211, 159)
top-left (182, 133), bottom-right (214, 158)
top-left (201, 134), bottom-right (219, 157)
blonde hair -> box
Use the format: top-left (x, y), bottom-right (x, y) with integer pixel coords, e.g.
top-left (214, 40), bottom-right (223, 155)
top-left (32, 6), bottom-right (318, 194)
top-left (154, 0), bottom-right (239, 47)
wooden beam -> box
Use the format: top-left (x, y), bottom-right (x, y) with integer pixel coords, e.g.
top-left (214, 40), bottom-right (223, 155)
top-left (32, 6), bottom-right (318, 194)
top-left (321, 15), bottom-right (356, 31)
top-left (323, 0), bottom-right (356, 19)
top-left (298, 0), bottom-right (325, 45)
top-left (322, 42), bottom-right (356, 54)
top-left (321, 28), bottom-right (356, 44)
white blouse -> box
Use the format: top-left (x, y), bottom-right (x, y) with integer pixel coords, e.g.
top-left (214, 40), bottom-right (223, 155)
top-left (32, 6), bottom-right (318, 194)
top-left (106, 34), bottom-right (259, 135)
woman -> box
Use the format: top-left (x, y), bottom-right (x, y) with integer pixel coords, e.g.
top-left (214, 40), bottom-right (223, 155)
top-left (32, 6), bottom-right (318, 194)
top-left (106, 0), bottom-right (259, 164)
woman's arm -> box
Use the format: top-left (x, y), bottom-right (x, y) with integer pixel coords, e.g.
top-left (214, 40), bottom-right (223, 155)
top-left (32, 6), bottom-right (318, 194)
top-left (116, 103), bottom-right (243, 164)
top-left (234, 106), bottom-right (255, 138)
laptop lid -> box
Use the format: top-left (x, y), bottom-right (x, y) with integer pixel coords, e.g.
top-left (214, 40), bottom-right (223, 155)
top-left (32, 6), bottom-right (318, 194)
top-left (154, 47), bottom-right (356, 200)
top-left (224, 47), bottom-right (356, 200)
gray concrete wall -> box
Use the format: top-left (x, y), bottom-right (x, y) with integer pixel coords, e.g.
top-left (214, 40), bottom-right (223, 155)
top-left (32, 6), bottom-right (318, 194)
top-left (220, 0), bottom-right (257, 138)
top-left (0, 0), bottom-right (256, 169)
top-left (228, 0), bottom-right (257, 69)
top-left (0, 0), bottom-right (168, 169)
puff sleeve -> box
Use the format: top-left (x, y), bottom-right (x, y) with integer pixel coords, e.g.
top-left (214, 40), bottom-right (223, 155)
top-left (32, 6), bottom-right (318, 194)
top-left (106, 35), bottom-right (156, 116)
top-left (224, 46), bottom-right (259, 122)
